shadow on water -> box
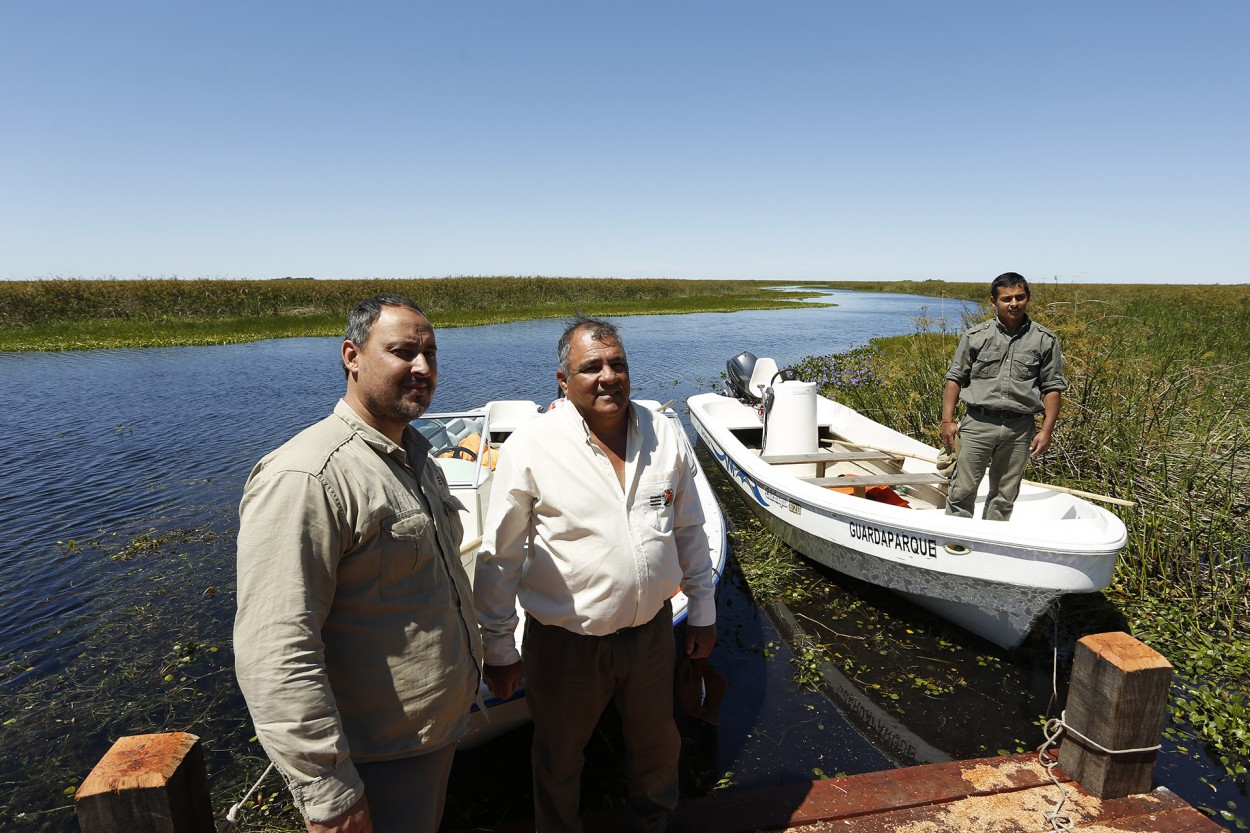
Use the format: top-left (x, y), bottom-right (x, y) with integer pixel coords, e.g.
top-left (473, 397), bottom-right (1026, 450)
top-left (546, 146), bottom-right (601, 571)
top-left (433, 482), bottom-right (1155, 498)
top-left (441, 551), bottom-right (894, 831)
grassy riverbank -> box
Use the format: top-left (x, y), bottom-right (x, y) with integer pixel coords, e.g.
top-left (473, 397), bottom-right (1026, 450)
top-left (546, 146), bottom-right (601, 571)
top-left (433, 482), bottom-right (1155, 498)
top-left (788, 281), bottom-right (1250, 784)
top-left (0, 277), bottom-right (826, 351)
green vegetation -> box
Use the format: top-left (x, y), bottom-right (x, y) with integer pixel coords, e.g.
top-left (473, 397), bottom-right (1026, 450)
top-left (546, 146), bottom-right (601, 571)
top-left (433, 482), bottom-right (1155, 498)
top-left (792, 282), bottom-right (1250, 781)
top-left (0, 277), bottom-right (826, 351)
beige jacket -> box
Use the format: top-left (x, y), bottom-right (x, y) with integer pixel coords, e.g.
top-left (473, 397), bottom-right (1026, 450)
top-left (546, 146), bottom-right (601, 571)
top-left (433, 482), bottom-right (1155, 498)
top-left (234, 400), bottom-right (482, 822)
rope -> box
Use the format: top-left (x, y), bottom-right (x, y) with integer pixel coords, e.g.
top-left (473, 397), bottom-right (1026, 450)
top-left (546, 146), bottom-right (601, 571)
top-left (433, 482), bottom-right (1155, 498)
top-left (1039, 608), bottom-right (1074, 832)
top-left (1050, 711), bottom-right (1163, 756)
top-left (218, 762), bottom-right (275, 833)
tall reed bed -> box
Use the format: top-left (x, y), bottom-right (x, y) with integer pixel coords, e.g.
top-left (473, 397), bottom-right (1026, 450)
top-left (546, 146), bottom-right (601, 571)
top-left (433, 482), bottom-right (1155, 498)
top-left (795, 282), bottom-right (1250, 776)
top-left (0, 277), bottom-right (819, 351)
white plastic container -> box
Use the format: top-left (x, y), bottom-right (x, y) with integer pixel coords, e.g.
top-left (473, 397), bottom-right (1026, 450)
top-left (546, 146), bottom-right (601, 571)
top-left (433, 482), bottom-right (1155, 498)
top-left (763, 380), bottom-right (819, 476)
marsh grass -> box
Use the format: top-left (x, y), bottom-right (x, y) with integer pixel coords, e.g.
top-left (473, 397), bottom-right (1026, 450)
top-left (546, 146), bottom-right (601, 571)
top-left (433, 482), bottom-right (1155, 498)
top-left (0, 277), bottom-right (823, 351)
top-left (794, 282), bottom-right (1250, 781)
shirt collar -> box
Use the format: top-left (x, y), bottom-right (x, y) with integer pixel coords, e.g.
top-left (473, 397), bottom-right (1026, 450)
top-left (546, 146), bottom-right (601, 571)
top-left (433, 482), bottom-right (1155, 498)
top-left (333, 399), bottom-right (427, 464)
top-left (994, 313), bottom-right (1032, 337)
top-left (558, 396), bottom-right (639, 442)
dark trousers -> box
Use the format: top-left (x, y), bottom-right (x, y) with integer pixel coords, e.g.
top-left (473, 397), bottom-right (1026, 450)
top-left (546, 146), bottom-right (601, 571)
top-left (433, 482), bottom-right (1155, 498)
top-left (354, 743), bottom-right (457, 833)
top-left (523, 601), bottom-right (679, 833)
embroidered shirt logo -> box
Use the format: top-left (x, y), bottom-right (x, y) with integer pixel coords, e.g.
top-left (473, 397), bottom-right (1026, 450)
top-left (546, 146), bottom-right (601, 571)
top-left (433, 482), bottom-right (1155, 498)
top-left (649, 488), bottom-right (674, 508)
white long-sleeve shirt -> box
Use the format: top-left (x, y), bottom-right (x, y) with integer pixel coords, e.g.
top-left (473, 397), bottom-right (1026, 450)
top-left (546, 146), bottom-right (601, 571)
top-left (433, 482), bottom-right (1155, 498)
top-left (475, 401), bottom-right (717, 666)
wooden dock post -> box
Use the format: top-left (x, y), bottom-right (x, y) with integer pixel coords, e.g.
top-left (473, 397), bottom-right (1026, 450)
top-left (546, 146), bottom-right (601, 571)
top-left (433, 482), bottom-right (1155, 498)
top-left (1059, 631), bottom-right (1174, 799)
top-left (75, 732), bottom-right (214, 833)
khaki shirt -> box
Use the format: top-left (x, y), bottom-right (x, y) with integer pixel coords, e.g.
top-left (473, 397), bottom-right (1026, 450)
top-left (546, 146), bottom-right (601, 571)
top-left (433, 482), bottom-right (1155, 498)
top-left (945, 315), bottom-right (1067, 415)
top-left (475, 401), bottom-right (717, 667)
top-left (234, 400), bottom-right (483, 822)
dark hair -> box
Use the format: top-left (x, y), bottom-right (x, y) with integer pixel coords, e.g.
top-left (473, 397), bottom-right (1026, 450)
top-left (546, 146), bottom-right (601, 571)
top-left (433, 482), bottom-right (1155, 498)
top-left (990, 272), bottom-right (1029, 300)
top-left (557, 316), bottom-right (623, 376)
top-left (343, 294), bottom-right (426, 375)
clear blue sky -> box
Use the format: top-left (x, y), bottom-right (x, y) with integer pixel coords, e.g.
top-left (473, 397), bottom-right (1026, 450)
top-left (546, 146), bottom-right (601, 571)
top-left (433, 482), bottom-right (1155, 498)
top-left (3, 2), bottom-right (1246, 284)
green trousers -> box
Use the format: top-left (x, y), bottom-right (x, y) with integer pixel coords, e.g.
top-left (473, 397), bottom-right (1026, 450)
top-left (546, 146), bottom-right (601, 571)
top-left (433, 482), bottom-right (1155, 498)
top-left (945, 412), bottom-right (1034, 521)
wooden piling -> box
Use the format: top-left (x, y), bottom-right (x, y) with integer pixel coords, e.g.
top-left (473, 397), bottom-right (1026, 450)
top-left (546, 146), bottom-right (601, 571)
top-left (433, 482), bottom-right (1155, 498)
top-left (1059, 631), bottom-right (1174, 799)
top-left (75, 732), bottom-right (214, 833)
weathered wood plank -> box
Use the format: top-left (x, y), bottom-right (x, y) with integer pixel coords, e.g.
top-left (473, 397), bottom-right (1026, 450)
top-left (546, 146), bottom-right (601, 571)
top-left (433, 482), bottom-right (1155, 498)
top-left (759, 450), bottom-right (900, 465)
top-left (1060, 632), bottom-right (1174, 799)
top-left (670, 754), bottom-right (1061, 831)
top-left (447, 755), bottom-right (1223, 833)
top-left (76, 732), bottom-right (213, 833)
top-left (803, 472), bottom-right (948, 489)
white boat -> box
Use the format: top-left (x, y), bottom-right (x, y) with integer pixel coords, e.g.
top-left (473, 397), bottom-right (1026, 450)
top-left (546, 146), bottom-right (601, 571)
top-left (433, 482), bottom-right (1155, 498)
top-left (412, 399), bottom-right (728, 748)
top-left (687, 352), bottom-right (1127, 650)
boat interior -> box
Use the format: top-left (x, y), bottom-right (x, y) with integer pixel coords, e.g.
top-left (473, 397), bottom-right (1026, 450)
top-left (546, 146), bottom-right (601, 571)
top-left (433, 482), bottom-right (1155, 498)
top-left (728, 422), bottom-right (951, 511)
top-left (412, 400), bottom-right (546, 564)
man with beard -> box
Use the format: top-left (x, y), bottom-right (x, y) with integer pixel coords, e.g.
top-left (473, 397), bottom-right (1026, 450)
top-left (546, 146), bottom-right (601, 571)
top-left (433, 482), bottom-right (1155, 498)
top-left (235, 295), bottom-right (482, 833)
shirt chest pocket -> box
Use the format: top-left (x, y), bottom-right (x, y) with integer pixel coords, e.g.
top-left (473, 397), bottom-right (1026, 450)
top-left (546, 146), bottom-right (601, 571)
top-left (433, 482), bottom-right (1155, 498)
top-left (379, 508), bottom-right (440, 601)
top-left (1011, 347), bottom-right (1042, 381)
top-left (638, 471), bottom-right (677, 534)
top-left (970, 346), bottom-right (1005, 379)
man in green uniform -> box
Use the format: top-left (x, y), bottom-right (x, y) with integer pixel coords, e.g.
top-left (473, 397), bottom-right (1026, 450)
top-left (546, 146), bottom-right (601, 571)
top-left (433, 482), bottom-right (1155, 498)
top-left (940, 273), bottom-right (1067, 521)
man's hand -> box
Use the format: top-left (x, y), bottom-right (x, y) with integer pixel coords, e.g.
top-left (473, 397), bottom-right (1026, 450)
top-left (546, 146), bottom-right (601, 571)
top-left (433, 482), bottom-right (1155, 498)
top-left (685, 624), bottom-right (717, 660)
top-left (306, 794), bottom-right (371, 833)
top-left (939, 420), bottom-right (960, 451)
top-left (483, 661), bottom-right (524, 700)
top-left (1030, 428), bottom-right (1053, 457)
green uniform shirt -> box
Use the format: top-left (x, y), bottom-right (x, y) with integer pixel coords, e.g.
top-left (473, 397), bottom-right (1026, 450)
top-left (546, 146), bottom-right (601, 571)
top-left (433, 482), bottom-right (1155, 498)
top-left (945, 314), bottom-right (1067, 415)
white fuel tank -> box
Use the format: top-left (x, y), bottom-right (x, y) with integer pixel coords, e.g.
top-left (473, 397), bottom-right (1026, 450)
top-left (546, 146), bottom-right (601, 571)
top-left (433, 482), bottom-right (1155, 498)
top-left (763, 380), bottom-right (819, 476)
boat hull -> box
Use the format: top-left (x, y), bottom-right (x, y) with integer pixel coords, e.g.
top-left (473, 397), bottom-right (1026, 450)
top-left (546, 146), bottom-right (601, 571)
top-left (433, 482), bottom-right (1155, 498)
top-left (688, 390), bottom-right (1125, 649)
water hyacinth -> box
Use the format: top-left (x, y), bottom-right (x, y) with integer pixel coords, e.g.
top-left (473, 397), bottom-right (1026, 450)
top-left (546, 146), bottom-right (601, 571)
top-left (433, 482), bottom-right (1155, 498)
top-left (793, 346), bottom-right (883, 394)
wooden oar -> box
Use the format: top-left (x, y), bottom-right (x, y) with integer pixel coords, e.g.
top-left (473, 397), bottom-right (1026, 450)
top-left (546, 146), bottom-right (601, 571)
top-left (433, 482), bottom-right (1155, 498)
top-left (826, 438), bottom-right (1137, 508)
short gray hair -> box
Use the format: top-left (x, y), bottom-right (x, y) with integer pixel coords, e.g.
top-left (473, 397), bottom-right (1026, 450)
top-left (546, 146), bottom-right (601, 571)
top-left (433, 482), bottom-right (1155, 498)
top-left (557, 316), bottom-right (623, 376)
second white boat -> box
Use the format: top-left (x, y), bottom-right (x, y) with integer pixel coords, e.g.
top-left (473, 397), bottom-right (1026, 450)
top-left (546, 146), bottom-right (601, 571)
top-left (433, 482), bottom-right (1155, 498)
top-left (688, 352), bottom-right (1126, 650)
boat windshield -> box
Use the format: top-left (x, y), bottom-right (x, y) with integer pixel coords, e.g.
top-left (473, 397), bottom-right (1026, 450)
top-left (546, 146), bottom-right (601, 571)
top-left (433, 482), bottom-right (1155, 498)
top-left (411, 411), bottom-right (489, 487)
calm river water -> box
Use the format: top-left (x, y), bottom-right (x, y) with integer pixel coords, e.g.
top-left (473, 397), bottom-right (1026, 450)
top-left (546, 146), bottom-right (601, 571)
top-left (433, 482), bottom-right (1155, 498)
top-left (0, 289), bottom-right (1238, 831)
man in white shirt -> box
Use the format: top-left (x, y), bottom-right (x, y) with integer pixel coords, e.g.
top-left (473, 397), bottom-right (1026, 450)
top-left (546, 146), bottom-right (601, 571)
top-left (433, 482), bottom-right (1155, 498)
top-left (474, 317), bottom-right (717, 833)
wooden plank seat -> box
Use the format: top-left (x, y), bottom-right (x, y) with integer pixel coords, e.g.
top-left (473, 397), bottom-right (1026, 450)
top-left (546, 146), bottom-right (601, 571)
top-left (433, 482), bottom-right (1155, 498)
top-left (759, 450), bottom-right (901, 477)
top-left (801, 472), bottom-right (948, 496)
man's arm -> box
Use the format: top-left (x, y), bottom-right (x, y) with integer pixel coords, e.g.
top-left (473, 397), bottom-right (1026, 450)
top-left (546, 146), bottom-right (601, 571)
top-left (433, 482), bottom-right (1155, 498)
top-left (235, 469), bottom-right (363, 825)
top-left (940, 379), bottom-right (962, 451)
top-left (305, 795), bottom-right (372, 833)
top-left (1031, 390), bottom-right (1061, 456)
top-left (474, 446), bottom-right (535, 695)
top-left (1032, 334), bottom-right (1067, 457)
top-left (672, 442), bottom-right (717, 659)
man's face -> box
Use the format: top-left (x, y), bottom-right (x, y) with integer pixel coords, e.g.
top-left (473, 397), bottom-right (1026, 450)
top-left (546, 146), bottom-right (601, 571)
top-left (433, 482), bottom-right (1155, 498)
top-left (557, 330), bottom-right (630, 425)
top-left (343, 305), bottom-right (438, 439)
top-left (991, 283), bottom-right (1030, 330)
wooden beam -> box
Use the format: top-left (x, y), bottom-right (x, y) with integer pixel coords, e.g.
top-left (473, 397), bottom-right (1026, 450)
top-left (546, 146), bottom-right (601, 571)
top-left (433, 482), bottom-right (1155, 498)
top-left (1059, 632), bottom-right (1174, 799)
top-left (760, 450), bottom-right (901, 464)
top-left (804, 473), bottom-right (949, 490)
top-left (76, 732), bottom-right (214, 833)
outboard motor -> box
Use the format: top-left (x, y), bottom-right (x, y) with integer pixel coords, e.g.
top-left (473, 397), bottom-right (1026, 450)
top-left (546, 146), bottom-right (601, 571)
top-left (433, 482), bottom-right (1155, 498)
top-left (724, 351), bottom-right (760, 402)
